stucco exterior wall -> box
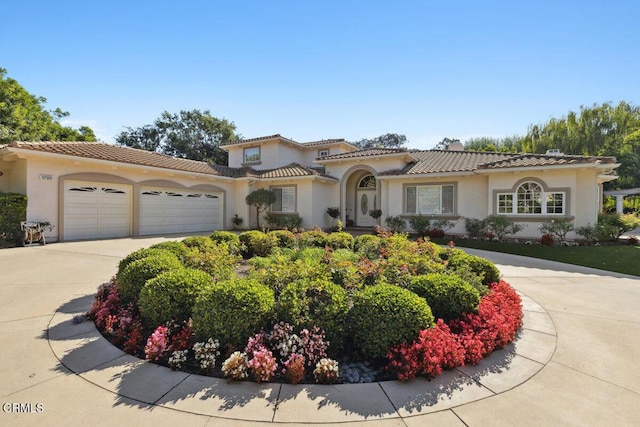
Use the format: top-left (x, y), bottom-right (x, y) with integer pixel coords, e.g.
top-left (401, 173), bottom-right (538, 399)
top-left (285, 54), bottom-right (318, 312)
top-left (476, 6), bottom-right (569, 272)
top-left (226, 140), bottom-right (306, 170)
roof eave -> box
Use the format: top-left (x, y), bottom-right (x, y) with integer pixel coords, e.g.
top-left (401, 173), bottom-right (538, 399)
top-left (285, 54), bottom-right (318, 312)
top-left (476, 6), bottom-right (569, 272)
top-left (315, 151), bottom-right (413, 163)
top-left (474, 162), bottom-right (619, 174)
top-left (378, 171), bottom-right (477, 180)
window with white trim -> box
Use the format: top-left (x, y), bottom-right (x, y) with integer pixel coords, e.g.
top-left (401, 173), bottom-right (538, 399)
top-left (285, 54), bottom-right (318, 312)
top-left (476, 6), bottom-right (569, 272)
top-left (497, 181), bottom-right (565, 215)
top-left (271, 187), bottom-right (296, 213)
top-left (318, 149), bottom-right (329, 158)
top-left (405, 184), bottom-right (454, 214)
top-left (244, 147), bottom-right (260, 163)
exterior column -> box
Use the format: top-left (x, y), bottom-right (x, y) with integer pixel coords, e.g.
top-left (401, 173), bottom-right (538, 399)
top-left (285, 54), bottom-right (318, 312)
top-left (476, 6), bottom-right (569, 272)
top-left (616, 195), bottom-right (624, 214)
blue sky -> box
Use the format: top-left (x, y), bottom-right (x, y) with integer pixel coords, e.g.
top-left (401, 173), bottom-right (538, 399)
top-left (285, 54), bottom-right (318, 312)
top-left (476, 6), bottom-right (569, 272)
top-left (2, 1), bottom-right (638, 149)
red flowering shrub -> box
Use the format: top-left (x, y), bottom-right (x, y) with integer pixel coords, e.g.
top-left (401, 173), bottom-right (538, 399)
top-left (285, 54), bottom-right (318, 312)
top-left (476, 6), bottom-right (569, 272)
top-left (540, 233), bottom-right (555, 246)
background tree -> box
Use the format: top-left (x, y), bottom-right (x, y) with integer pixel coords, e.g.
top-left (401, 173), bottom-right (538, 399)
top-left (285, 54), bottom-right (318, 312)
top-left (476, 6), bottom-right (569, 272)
top-left (352, 133), bottom-right (407, 150)
top-left (116, 109), bottom-right (238, 165)
top-left (434, 137), bottom-right (461, 150)
top-left (0, 68), bottom-right (97, 142)
top-left (245, 189), bottom-right (276, 229)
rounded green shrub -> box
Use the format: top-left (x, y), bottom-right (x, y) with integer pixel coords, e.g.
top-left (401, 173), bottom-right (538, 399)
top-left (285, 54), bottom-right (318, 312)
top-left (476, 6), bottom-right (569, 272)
top-left (409, 273), bottom-right (481, 320)
top-left (117, 247), bottom-right (177, 276)
top-left (325, 232), bottom-right (355, 250)
top-left (148, 241), bottom-right (189, 260)
top-left (138, 268), bottom-right (213, 328)
top-left (349, 283), bottom-right (434, 358)
top-left (182, 244), bottom-right (240, 281)
top-left (276, 278), bottom-right (350, 352)
top-left (288, 246), bottom-right (325, 263)
top-left (248, 252), bottom-right (329, 297)
top-left (331, 248), bottom-right (361, 263)
top-left (354, 234), bottom-right (382, 259)
top-left (117, 253), bottom-right (184, 304)
top-left (445, 249), bottom-right (501, 286)
top-left (192, 278), bottom-right (275, 348)
top-left (209, 231), bottom-right (242, 254)
top-left (239, 230), bottom-right (278, 258)
top-left (297, 229), bottom-right (328, 248)
top-left (182, 236), bottom-right (216, 252)
top-left (268, 230), bottom-right (297, 249)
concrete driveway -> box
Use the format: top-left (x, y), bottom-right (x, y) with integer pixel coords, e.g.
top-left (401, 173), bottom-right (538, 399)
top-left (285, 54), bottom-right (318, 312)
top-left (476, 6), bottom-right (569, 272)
top-left (0, 237), bottom-right (638, 426)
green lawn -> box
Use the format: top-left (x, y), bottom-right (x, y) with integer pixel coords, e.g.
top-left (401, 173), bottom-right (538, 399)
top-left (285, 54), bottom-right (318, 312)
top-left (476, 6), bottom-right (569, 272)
top-left (432, 238), bottom-right (640, 277)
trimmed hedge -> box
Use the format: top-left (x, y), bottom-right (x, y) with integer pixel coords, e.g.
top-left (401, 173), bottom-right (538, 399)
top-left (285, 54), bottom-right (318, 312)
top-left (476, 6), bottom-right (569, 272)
top-left (276, 278), bottom-right (350, 353)
top-left (117, 253), bottom-right (184, 304)
top-left (297, 229), bottom-right (328, 248)
top-left (268, 230), bottom-right (297, 249)
top-left (239, 230), bottom-right (278, 258)
top-left (139, 268), bottom-right (213, 328)
top-left (182, 236), bottom-right (216, 252)
top-left (192, 278), bottom-right (275, 348)
top-left (409, 273), bottom-right (481, 320)
top-left (349, 283), bottom-right (435, 358)
top-left (444, 249), bottom-right (501, 286)
top-left (209, 231), bottom-right (242, 254)
top-left (148, 241), bottom-right (189, 259)
top-left (353, 234), bottom-right (382, 259)
top-left (117, 248), bottom-right (180, 277)
top-left (0, 192), bottom-right (27, 247)
top-left (325, 232), bottom-right (355, 250)
top-left (182, 244), bottom-right (240, 280)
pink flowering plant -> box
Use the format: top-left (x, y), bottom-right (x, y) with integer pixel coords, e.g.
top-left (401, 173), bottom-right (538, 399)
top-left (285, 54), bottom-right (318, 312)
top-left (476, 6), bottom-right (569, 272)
top-left (144, 325), bottom-right (169, 362)
top-left (247, 348), bottom-right (278, 383)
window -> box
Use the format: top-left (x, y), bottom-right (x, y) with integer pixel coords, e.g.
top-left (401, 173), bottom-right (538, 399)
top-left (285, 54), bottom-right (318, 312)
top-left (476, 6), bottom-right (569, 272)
top-left (318, 149), bottom-right (329, 158)
top-left (244, 147), bottom-right (260, 163)
top-left (497, 181), bottom-right (565, 215)
top-left (405, 184), bottom-right (454, 214)
top-left (272, 187), bottom-right (296, 212)
top-left (358, 175), bottom-right (376, 188)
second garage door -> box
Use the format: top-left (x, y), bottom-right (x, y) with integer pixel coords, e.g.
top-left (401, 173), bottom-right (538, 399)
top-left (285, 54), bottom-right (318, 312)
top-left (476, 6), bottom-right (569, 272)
top-left (139, 187), bottom-right (222, 235)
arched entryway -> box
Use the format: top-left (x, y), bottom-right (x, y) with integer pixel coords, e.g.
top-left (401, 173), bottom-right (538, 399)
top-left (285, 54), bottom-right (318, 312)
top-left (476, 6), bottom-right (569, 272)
top-left (341, 167), bottom-right (380, 227)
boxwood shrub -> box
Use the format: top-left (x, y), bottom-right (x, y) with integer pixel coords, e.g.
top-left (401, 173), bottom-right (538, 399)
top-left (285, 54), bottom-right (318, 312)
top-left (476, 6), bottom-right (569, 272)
top-left (182, 244), bottom-right (240, 280)
top-left (353, 234), bottom-right (382, 259)
top-left (0, 192), bottom-right (27, 247)
top-left (117, 253), bottom-right (184, 304)
top-left (209, 231), bottom-right (242, 254)
top-left (148, 241), bottom-right (189, 260)
top-left (117, 247), bottom-right (178, 276)
top-left (409, 273), bottom-right (481, 320)
top-left (192, 277), bottom-right (275, 348)
top-left (138, 268), bottom-right (213, 328)
top-left (325, 232), bottom-right (355, 250)
top-left (444, 249), bottom-right (501, 285)
top-left (248, 252), bottom-right (329, 296)
top-left (349, 283), bottom-right (434, 358)
top-left (268, 230), bottom-right (297, 249)
top-left (182, 236), bottom-right (216, 252)
top-left (297, 229), bottom-right (328, 248)
top-left (276, 278), bottom-right (350, 353)
top-left (239, 230), bottom-right (278, 258)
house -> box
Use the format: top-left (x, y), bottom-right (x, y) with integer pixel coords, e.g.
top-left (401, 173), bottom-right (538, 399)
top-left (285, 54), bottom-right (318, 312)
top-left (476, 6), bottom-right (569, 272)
top-left (0, 135), bottom-right (619, 242)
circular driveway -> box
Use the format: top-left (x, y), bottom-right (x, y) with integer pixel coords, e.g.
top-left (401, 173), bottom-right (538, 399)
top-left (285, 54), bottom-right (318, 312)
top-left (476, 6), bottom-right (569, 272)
top-left (0, 237), bottom-right (638, 426)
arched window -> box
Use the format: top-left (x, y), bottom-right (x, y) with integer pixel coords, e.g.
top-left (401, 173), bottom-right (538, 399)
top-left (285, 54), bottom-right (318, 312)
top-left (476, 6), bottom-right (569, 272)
top-left (358, 175), bottom-right (376, 189)
top-left (497, 180), bottom-right (566, 215)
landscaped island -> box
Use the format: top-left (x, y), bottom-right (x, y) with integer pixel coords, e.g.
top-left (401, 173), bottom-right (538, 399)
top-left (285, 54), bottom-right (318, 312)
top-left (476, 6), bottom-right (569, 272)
top-left (87, 229), bottom-right (522, 384)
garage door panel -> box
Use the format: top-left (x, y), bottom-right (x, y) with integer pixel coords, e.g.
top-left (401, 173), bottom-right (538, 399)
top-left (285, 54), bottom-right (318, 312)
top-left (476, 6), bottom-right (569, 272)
top-left (64, 181), bottom-right (131, 241)
top-left (139, 187), bottom-right (222, 236)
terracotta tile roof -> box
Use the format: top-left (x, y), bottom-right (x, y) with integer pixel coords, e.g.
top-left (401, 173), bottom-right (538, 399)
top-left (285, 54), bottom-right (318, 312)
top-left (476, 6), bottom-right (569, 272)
top-left (7, 141), bottom-right (239, 177)
top-left (477, 153), bottom-right (617, 169)
top-left (220, 134), bottom-right (297, 147)
top-left (300, 139), bottom-right (347, 147)
top-left (249, 163), bottom-right (338, 180)
top-left (319, 148), bottom-right (410, 160)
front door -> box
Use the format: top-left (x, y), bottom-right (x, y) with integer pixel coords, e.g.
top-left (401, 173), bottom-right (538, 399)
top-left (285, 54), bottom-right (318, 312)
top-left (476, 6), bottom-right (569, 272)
top-left (356, 190), bottom-right (377, 227)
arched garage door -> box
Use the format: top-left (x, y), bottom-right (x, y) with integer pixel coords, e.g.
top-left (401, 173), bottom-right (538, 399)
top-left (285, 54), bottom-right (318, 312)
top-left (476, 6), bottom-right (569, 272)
top-left (63, 180), bottom-right (132, 240)
top-left (139, 187), bottom-right (222, 235)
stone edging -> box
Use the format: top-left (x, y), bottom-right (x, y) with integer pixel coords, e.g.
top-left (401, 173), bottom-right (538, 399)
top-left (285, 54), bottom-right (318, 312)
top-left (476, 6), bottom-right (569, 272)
top-left (47, 291), bottom-right (556, 423)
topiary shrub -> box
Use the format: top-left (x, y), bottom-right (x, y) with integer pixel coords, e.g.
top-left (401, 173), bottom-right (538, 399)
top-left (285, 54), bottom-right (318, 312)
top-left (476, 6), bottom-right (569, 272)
top-left (182, 244), bottom-right (240, 281)
top-left (138, 268), bottom-right (213, 328)
top-left (297, 229), bottom-right (328, 248)
top-left (192, 278), bottom-right (275, 348)
top-left (268, 230), bottom-right (297, 249)
top-left (325, 232), bottom-right (355, 250)
top-left (182, 236), bottom-right (216, 252)
top-left (349, 283), bottom-right (434, 358)
top-left (239, 230), bottom-right (278, 258)
top-left (409, 273), bottom-right (481, 320)
top-left (117, 253), bottom-right (184, 304)
top-left (210, 231), bottom-right (242, 254)
top-left (444, 249), bottom-right (501, 286)
top-left (276, 278), bottom-right (350, 354)
top-left (117, 247), bottom-right (178, 276)
top-left (148, 241), bottom-right (189, 260)
top-left (354, 234), bottom-right (382, 259)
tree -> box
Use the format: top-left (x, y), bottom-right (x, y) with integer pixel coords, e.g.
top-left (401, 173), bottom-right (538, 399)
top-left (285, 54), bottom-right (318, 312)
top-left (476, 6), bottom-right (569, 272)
top-left (116, 109), bottom-right (238, 165)
top-left (434, 137), bottom-right (461, 151)
top-left (0, 68), bottom-right (97, 143)
top-left (352, 133), bottom-right (407, 150)
top-left (463, 136), bottom-right (523, 153)
top-left (245, 189), bottom-right (276, 229)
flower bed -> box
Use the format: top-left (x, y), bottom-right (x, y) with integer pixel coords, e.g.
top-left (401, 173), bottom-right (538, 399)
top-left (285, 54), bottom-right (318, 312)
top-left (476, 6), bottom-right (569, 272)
top-left (87, 229), bottom-right (522, 384)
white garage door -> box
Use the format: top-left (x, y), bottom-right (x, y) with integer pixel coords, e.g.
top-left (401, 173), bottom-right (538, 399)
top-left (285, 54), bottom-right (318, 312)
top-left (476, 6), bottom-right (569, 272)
top-left (139, 187), bottom-right (222, 235)
top-left (64, 181), bottom-right (131, 240)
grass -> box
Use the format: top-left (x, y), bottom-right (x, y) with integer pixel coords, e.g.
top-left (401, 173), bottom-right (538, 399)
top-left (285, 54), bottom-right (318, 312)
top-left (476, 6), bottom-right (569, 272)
top-left (432, 238), bottom-right (640, 277)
